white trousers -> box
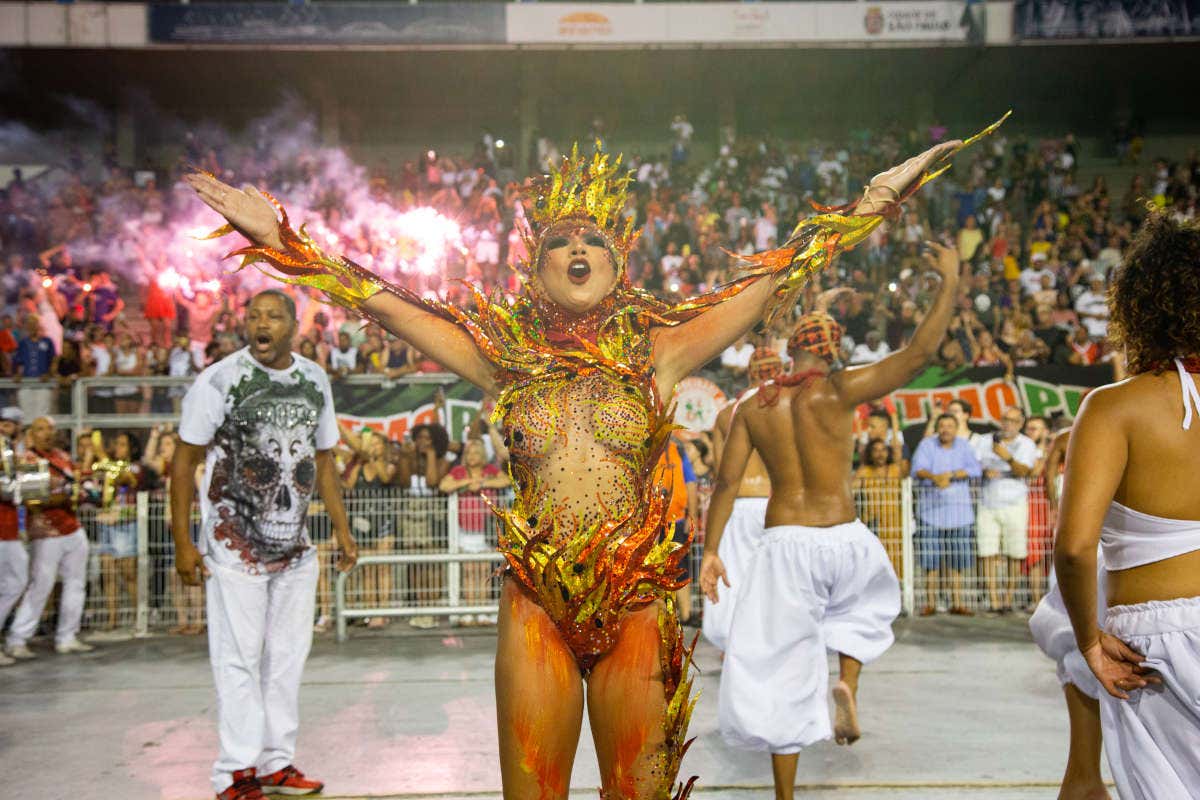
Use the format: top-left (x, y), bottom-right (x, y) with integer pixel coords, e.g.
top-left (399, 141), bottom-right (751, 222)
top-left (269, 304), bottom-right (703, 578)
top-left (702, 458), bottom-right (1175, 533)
top-left (701, 497), bottom-right (767, 652)
top-left (206, 555), bottom-right (318, 793)
top-left (1028, 549), bottom-right (1106, 699)
top-left (1101, 596), bottom-right (1200, 800)
top-left (0, 539), bottom-right (30, 627)
top-left (719, 520), bottom-right (900, 754)
top-left (16, 385), bottom-right (52, 423)
top-left (5, 530), bottom-right (88, 647)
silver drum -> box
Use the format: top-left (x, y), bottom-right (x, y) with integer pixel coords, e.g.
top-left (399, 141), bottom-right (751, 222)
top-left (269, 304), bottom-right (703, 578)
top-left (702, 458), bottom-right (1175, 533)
top-left (0, 437), bottom-right (52, 504)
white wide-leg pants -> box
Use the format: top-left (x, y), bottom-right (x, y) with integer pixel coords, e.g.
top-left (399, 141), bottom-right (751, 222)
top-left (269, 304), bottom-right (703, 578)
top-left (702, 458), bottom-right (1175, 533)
top-left (5, 529), bottom-right (88, 647)
top-left (1028, 549), bottom-right (1106, 699)
top-left (701, 497), bottom-right (767, 652)
top-left (0, 539), bottom-right (30, 627)
top-left (719, 520), bottom-right (900, 754)
top-left (206, 555), bottom-right (318, 794)
top-left (1101, 596), bottom-right (1200, 800)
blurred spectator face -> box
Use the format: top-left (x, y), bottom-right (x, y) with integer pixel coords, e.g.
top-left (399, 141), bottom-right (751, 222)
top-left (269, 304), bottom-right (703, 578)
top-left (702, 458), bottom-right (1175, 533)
top-left (22, 314), bottom-right (40, 339)
top-left (113, 433), bottom-right (133, 461)
top-left (464, 439), bottom-right (487, 468)
top-left (936, 415), bottom-right (958, 444)
top-left (30, 417), bottom-right (56, 451)
top-left (365, 432), bottom-right (386, 459)
top-left (299, 339), bottom-right (317, 360)
top-left (1024, 417), bottom-right (1048, 445)
top-left (0, 419), bottom-right (18, 440)
top-left (337, 332), bottom-right (351, 351)
top-left (195, 290), bottom-right (212, 308)
top-left (999, 407), bottom-right (1024, 441)
top-left (948, 399), bottom-right (971, 427)
top-left (964, 215), bottom-right (977, 230)
top-left (160, 432), bottom-right (177, 463)
top-left (865, 412), bottom-right (889, 441)
top-left (866, 439), bottom-right (890, 467)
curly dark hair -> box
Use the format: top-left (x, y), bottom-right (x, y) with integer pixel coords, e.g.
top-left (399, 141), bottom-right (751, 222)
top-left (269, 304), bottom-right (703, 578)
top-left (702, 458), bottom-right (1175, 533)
top-left (410, 423), bottom-right (450, 458)
top-left (1109, 212), bottom-right (1200, 374)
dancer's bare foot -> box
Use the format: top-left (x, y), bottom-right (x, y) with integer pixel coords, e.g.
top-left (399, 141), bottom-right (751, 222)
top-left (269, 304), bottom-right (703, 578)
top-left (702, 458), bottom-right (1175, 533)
top-left (832, 680), bottom-right (861, 745)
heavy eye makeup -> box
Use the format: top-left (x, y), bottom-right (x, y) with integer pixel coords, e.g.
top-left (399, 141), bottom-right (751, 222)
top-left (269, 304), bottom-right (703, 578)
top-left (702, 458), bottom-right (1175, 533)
top-left (546, 236), bottom-right (569, 250)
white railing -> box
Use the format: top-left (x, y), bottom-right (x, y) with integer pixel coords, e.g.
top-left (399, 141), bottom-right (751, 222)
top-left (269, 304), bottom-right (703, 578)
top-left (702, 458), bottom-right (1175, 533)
top-left (5, 477), bottom-right (1054, 644)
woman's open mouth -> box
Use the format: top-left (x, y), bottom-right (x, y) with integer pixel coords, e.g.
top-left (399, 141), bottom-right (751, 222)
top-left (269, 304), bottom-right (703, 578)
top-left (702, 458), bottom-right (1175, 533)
top-left (567, 259), bottom-right (591, 284)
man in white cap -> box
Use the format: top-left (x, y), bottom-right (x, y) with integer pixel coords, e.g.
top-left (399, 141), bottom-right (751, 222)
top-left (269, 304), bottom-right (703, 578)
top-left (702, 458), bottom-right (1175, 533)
top-left (0, 406), bottom-right (26, 666)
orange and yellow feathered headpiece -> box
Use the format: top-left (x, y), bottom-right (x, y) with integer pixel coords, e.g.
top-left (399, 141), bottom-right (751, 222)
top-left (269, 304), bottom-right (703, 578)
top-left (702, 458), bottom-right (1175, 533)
top-left (519, 143), bottom-right (639, 277)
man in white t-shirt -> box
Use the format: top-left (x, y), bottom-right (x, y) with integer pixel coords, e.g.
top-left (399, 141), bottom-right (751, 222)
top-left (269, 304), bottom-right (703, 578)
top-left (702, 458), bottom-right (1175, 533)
top-left (1020, 257), bottom-right (1057, 297)
top-left (328, 331), bottom-right (359, 378)
top-left (849, 331), bottom-right (892, 365)
top-left (172, 290), bottom-right (357, 800)
top-left (970, 406), bottom-right (1038, 614)
top-left (1074, 274), bottom-right (1110, 340)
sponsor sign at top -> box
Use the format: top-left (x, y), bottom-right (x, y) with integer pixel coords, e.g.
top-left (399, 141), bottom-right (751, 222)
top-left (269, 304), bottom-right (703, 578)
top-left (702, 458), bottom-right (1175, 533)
top-left (507, 2), bottom-right (970, 45)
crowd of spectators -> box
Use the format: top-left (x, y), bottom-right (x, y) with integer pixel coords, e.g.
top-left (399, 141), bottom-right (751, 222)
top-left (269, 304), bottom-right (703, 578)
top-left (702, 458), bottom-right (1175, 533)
top-left (2, 116), bottom-right (1198, 418)
top-left (1, 112), bottom-right (1198, 640)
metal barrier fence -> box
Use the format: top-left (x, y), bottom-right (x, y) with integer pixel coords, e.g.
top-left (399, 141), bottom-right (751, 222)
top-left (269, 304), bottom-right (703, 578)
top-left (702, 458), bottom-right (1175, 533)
top-left (4, 477), bottom-right (1054, 644)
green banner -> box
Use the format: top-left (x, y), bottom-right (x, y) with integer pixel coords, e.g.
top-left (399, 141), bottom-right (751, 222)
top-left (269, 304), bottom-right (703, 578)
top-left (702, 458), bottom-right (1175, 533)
top-left (331, 363), bottom-right (1116, 438)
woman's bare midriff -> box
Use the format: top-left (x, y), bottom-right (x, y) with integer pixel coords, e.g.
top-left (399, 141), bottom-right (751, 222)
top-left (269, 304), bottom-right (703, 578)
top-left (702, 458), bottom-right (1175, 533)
top-left (1107, 548), bottom-right (1200, 607)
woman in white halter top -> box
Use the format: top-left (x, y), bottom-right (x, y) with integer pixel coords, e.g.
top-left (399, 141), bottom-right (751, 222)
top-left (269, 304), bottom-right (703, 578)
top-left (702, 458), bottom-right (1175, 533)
top-left (1056, 212), bottom-right (1200, 800)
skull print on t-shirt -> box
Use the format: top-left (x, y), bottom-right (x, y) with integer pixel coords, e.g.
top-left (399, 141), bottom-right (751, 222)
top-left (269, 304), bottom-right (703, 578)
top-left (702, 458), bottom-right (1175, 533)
top-left (179, 349), bottom-right (339, 575)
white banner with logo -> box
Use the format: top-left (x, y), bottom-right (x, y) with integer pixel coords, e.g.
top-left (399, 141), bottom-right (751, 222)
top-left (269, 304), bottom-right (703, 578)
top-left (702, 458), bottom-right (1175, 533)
top-left (507, 2), bottom-right (970, 45)
top-left (506, 4), bottom-right (669, 44)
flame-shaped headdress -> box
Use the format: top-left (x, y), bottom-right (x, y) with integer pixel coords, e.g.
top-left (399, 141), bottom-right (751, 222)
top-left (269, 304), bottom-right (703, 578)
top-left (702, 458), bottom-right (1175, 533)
top-left (519, 143), bottom-right (639, 277)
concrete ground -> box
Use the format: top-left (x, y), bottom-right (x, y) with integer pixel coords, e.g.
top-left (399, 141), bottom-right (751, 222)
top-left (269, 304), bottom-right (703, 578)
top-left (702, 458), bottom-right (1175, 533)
top-left (1, 616), bottom-right (1105, 799)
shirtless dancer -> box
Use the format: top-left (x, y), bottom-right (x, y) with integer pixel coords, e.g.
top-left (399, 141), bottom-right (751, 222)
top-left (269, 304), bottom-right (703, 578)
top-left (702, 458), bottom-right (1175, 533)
top-left (701, 242), bottom-right (959, 799)
top-left (701, 347), bottom-right (781, 653)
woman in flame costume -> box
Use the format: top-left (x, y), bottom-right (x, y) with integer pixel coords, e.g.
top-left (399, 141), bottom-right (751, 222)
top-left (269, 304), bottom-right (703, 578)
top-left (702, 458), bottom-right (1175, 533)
top-left (186, 116), bottom-right (1003, 799)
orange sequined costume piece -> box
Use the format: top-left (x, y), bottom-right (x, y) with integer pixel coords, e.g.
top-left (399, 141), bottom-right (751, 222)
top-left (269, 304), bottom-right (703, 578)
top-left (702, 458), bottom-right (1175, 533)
top-left (208, 114), bottom-right (1007, 799)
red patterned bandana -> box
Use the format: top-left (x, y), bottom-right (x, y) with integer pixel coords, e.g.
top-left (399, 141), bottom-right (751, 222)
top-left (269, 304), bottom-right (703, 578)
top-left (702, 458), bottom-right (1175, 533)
top-left (747, 347), bottom-right (783, 384)
top-left (788, 312), bottom-right (843, 364)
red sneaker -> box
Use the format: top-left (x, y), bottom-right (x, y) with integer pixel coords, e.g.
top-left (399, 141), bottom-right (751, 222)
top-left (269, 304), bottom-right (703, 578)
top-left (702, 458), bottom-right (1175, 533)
top-left (217, 769), bottom-right (264, 800)
top-left (258, 765), bottom-right (324, 796)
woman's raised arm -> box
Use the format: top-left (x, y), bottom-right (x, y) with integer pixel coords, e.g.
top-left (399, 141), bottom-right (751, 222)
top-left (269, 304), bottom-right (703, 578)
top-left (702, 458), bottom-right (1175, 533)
top-left (652, 139), bottom-right (963, 392)
top-left (185, 172), bottom-right (498, 396)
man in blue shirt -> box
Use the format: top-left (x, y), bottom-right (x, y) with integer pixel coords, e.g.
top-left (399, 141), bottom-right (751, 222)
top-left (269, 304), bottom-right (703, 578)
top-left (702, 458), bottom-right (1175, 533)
top-left (911, 413), bottom-right (981, 615)
top-left (13, 315), bottom-right (57, 421)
